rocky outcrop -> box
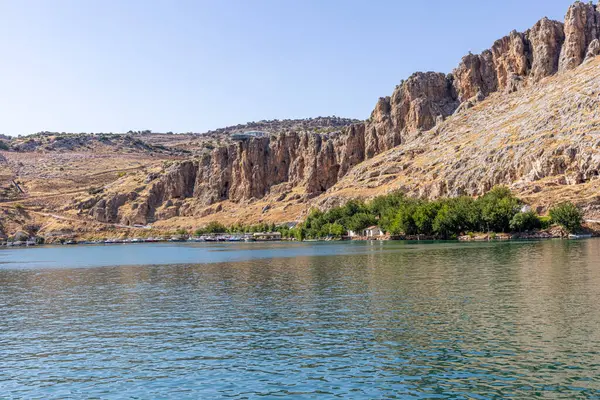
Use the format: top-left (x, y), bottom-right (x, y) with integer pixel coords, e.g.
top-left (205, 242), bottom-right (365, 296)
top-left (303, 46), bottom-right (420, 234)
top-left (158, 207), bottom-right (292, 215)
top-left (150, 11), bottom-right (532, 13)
top-left (453, 3), bottom-right (599, 98)
top-left (86, 1), bottom-right (600, 225)
top-left (585, 38), bottom-right (600, 60)
top-left (491, 31), bottom-right (530, 91)
top-left (527, 18), bottom-right (565, 80)
top-left (559, 1), bottom-right (600, 71)
top-left (453, 51), bottom-right (497, 102)
top-left (90, 193), bottom-right (130, 223)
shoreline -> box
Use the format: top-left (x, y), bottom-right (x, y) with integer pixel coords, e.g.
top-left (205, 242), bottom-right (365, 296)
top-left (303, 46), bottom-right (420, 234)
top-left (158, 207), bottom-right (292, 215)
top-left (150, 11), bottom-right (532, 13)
top-left (2, 233), bottom-right (597, 249)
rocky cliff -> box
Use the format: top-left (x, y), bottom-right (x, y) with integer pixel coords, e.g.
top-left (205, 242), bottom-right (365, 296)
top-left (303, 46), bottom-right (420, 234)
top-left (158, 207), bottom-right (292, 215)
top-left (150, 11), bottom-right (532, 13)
top-left (86, 1), bottom-right (600, 225)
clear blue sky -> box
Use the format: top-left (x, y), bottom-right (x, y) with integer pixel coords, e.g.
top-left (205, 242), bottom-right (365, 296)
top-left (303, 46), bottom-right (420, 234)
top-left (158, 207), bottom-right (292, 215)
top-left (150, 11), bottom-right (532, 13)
top-left (0, 0), bottom-right (572, 135)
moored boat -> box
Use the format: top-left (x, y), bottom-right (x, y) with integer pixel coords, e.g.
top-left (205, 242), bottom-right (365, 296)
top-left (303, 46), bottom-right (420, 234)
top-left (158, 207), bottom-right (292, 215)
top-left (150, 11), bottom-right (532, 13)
top-left (568, 233), bottom-right (593, 239)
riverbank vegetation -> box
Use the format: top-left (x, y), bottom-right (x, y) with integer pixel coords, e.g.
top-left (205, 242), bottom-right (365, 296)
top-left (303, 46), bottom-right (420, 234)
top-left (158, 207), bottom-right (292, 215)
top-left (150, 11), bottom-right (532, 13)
top-left (187, 186), bottom-right (584, 241)
top-left (296, 187), bottom-right (583, 239)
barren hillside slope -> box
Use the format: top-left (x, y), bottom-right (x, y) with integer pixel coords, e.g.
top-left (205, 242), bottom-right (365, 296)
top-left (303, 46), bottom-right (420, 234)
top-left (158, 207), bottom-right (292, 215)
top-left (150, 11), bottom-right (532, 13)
top-left (316, 57), bottom-right (600, 216)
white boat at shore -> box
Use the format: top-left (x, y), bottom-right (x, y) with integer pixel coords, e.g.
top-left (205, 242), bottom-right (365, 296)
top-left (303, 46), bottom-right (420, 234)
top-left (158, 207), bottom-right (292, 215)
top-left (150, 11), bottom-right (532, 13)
top-left (568, 233), bottom-right (593, 239)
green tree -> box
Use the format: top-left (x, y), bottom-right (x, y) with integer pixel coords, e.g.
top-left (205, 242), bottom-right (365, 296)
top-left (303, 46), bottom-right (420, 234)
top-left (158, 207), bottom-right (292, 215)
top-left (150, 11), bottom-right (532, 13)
top-left (477, 186), bottom-right (520, 232)
top-left (175, 228), bottom-right (188, 235)
top-left (346, 212), bottom-right (376, 232)
top-left (196, 221), bottom-right (227, 235)
top-left (388, 201), bottom-right (418, 235)
top-left (432, 204), bottom-right (459, 238)
top-left (549, 202), bottom-right (583, 233)
top-left (509, 211), bottom-right (542, 232)
top-left (321, 222), bottom-right (345, 238)
top-left (290, 226), bottom-right (306, 241)
top-left (413, 202), bottom-right (440, 235)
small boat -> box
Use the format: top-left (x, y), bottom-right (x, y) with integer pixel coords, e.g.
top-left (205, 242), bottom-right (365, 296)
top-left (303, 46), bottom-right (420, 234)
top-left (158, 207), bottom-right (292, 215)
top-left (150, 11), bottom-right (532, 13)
top-left (569, 233), bottom-right (593, 239)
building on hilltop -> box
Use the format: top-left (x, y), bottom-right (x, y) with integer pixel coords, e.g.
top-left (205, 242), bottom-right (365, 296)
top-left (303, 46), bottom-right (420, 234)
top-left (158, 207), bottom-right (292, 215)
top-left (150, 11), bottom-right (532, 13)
top-left (231, 131), bottom-right (267, 141)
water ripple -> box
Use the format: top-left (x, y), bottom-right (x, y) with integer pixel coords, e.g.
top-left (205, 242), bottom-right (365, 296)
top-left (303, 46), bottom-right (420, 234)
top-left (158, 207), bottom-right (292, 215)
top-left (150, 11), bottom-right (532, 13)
top-left (1, 240), bottom-right (600, 398)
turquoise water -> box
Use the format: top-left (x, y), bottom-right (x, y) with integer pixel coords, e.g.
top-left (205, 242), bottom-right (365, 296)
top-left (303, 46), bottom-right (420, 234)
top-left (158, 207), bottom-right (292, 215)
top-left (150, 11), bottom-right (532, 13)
top-left (2, 240), bottom-right (600, 398)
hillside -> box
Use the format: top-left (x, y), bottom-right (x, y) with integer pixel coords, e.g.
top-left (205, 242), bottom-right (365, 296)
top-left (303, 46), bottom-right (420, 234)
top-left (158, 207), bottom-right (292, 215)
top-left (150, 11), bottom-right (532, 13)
top-left (317, 56), bottom-right (600, 216)
top-left (2, 1), bottom-right (600, 240)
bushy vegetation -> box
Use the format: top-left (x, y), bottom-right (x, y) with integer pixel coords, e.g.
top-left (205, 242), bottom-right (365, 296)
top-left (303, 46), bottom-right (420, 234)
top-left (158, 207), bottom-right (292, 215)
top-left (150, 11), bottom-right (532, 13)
top-left (191, 221), bottom-right (305, 240)
top-left (509, 211), bottom-right (541, 232)
top-left (189, 188), bottom-right (584, 240)
top-left (0, 140), bottom-right (9, 150)
top-left (297, 187), bottom-right (546, 239)
top-left (194, 221), bottom-right (228, 235)
top-left (549, 202), bottom-right (583, 233)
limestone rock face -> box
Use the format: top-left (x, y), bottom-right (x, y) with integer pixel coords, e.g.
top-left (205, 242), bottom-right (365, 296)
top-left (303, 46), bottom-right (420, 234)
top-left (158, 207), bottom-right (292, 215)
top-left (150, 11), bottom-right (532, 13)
top-left (527, 18), bottom-right (565, 80)
top-left (90, 193), bottom-right (129, 223)
top-left (453, 51), bottom-right (497, 102)
top-left (452, 20), bottom-right (565, 100)
top-left (336, 124), bottom-right (365, 177)
top-left (390, 72), bottom-right (458, 134)
top-left (491, 31), bottom-right (530, 91)
top-left (364, 97), bottom-right (394, 158)
top-left (585, 38), bottom-right (600, 60)
top-left (559, 1), bottom-right (600, 71)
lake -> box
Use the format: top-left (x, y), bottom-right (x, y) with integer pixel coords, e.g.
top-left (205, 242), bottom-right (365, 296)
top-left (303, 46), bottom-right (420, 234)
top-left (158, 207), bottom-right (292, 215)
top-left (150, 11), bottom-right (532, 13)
top-left (1, 240), bottom-right (600, 398)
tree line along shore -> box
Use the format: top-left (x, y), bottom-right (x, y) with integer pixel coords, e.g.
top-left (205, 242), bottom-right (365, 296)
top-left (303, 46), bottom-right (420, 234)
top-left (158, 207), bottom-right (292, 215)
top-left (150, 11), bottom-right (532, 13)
top-left (156, 186), bottom-right (587, 242)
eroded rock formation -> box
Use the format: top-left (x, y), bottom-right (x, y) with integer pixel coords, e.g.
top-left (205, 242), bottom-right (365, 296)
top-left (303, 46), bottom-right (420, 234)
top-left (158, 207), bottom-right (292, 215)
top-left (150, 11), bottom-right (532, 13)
top-left (559, 1), bottom-right (600, 71)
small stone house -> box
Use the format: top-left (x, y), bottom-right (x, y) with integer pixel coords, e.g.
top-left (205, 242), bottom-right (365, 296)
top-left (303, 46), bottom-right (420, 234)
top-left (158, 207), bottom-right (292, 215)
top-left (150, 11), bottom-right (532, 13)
top-left (363, 226), bottom-right (384, 237)
top-left (253, 232), bottom-right (282, 241)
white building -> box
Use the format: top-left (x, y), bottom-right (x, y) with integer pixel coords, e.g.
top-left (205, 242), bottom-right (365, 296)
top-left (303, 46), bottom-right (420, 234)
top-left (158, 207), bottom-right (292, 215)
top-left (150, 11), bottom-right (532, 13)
top-left (363, 226), bottom-right (384, 237)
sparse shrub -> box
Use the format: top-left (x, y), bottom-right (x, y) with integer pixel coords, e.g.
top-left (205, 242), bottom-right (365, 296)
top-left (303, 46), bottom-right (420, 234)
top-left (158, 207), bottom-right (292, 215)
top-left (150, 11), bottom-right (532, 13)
top-left (117, 172), bottom-right (126, 178)
top-left (0, 141), bottom-right (9, 151)
top-left (549, 202), bottom-right (583, 233)
top-left (14, 203), bottom-right (24, 210)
